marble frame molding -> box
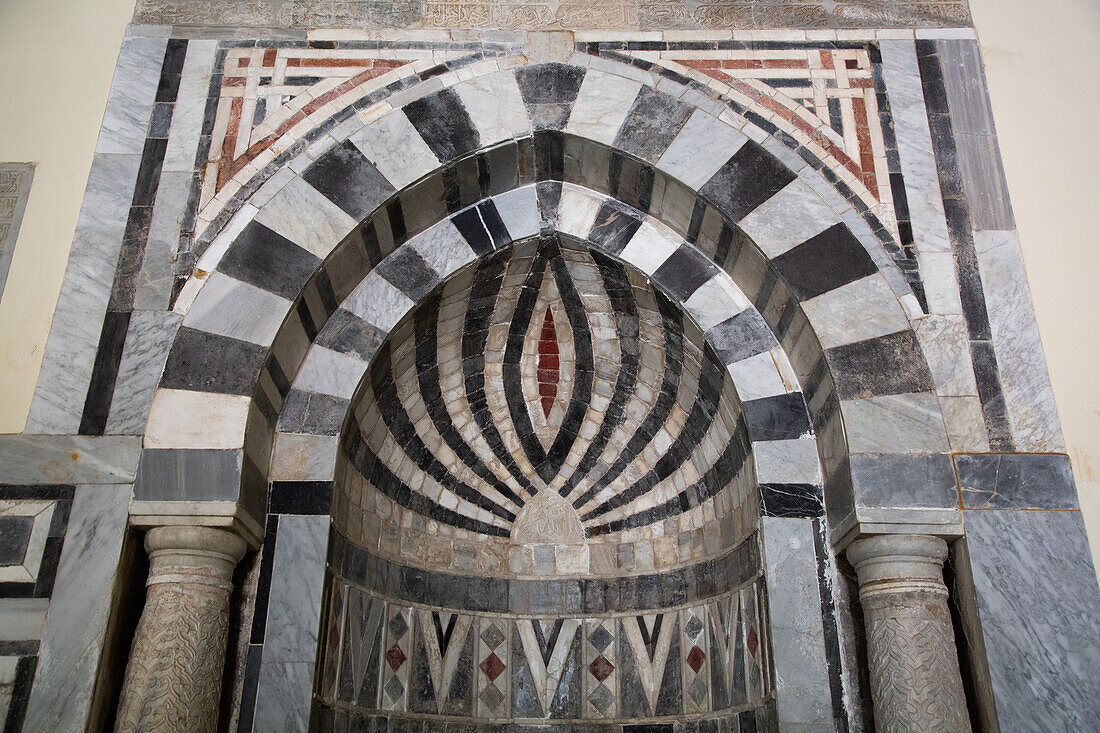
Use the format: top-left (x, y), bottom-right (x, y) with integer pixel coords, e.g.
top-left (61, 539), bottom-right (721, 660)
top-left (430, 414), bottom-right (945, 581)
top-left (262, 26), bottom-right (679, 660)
top-left (5, 19), bottom-right (1100, 733)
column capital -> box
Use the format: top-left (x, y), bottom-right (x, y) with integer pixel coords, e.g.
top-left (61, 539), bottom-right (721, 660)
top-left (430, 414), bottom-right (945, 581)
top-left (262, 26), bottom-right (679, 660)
top-left (846, 533), bottom-right (971, 732)
top-left (143, 524), bottom-right (249, 593)
top-left (846, 533), bottom-right (950, 600)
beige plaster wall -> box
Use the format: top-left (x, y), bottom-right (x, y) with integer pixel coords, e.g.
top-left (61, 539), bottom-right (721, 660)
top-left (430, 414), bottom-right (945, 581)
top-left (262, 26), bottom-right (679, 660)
top-left (0, 0), bottom-right (135, 433)
top-left (969, 0), bottom-right (1100, 571)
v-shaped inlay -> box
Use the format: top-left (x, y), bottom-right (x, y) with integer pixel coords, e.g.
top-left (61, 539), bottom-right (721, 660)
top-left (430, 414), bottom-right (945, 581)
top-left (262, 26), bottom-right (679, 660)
top-left (532, 618), bottom-right (565, 665)
top-left (417, 609), bottom-right (472, 713)
top-left (622, 612), bottom-right (676, 714)
top-left (517, 618), bottom-right (581, 715)
top-left (636, 614), bottom-right (664, 661)
top-left (433, 611), bottom-right (458, 656)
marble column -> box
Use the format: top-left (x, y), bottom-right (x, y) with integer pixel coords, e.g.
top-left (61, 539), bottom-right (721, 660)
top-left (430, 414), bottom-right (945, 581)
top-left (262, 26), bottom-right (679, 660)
top-left (115, 525), bottom-right (248, 732)
top-left (846, 534), bottom-right (971, 733)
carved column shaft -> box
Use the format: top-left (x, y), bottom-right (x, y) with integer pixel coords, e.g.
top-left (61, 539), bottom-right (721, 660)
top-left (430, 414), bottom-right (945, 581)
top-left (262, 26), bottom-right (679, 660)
top-left (115, 526), bottom-right (247, 733)
top-left (847, 534), bottom-right (971, 733)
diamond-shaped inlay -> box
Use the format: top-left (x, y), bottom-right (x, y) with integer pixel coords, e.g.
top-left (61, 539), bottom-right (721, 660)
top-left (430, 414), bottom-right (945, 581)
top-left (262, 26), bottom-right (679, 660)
top-left (687, 645), bottom-right (706, 674)
top-left (689, 675), bottom-right (708, 704)
top-left (389, 612), bottom-right (408, 640)
top-left (589, 682), bottom-right (614, 712)
top-left (479, 682), bottom-right (505, 711)
top-left (481, 623), bottom-right (505, 650)
top-left (684, 614), bottom-right (704, 641)
top-left (385, 643), bottom-right (407, 672)
top-left (747, 626), bottom-right (759, 657)
top-left (588, 654), bottom-right (615, 682)
top-left (384, 674), bottom-right (405, 702)
top-left (479, 652), bottom-right (506, 682)
top-left (588, 625), bottom-right (613, 652)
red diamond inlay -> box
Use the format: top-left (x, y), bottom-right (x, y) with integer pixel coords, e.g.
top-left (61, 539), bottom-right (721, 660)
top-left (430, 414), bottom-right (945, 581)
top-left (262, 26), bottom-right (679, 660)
top-left (747, 627), bottom-right (759, 657)
top-left (479, 652), bottom-right (506, 681)
top-left (385, 643), bottom-right (406, 671)
top-left (687, 645), bottom-right (706, 673)
top-left (536, 307), bottom-right (558, 418)
top-left (588, 654), bottom-right (615, 682)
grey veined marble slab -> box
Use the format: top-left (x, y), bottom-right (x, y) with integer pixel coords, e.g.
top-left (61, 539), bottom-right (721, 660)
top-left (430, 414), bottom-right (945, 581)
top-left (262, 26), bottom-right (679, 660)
top-left (23, 484), bottom-right (130, 733)
top-left (0, 435), bottom-right (141, 485)
top-left (964, 510), bottom-right (1100, 731)
top-left (762, 517), bottom-right (834, 731)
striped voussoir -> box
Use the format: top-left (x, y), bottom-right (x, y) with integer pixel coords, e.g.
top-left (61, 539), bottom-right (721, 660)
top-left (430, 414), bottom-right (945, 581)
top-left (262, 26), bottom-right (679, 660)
top-left (147, 53), bottom-right (946, 531)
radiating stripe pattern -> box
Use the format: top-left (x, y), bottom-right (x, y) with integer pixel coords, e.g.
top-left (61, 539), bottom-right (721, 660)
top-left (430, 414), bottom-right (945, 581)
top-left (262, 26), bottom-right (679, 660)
top-left (336, 235), bottom-right (757, 575)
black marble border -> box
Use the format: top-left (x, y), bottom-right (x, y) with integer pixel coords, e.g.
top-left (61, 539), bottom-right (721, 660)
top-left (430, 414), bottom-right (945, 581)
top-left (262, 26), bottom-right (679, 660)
top-left (79, 39), bottom-right (188, 435)
top-left (915, 40), bottom-right (1014, 452)
top-left (0, 485), bottom-right (74, 599)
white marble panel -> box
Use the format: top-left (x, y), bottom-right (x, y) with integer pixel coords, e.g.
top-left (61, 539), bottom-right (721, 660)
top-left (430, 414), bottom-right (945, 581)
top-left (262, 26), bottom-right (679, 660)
top-left (95, 36), bottom-right (166, 155)
top-left (939, 394), bottom-right (989, 453)
top-left (0, 599), bottom-right (49, 641)
top-left (106, 310), bottom-right (182, 435)
top-left (270, 433), bottom-right (339, 481)
top-left (163, 40), bottom-right (218, 172)
top-left (23, 484), bottom-right (129, 733)
top-left (753, 438), bottom-right (822, 485)
top-left (974, 229), bottom-right (1064, 451)
top-left (453, 72), bottom-right (530, 147)
top-left (681, 274), bottom-right (751, 333)
top-left (253, 175), bottom-right (357, 259)
top-left (565, 70), bottom-right (641, 146)
top-left (913, 314), bottom-right (978, 396)
top-left (880, 40), bottom-right (952, 255)
top-left (0, 435), bottom-right (140, 485)
top-left (185, 272), bottom-right (290, 347)
top-left (727, 348), bottom-right (796, 402)
top-left (762, 518), bottom-right (834, 730)
top-left (350, 110), bottom-right (440, 189)
top-left (254, 662), bottom-right (315, 733)
top-left (739, 178), bottom-right (840, 259)
top-left (618, 219), bottom-right (679, 276)
top-left (409, 220), bottom-right (477, 279)
top-left (133, 170), bottom-right (194, 310)
top-left (294, 346), bottom-right (366, 399)
top-left (264, 515), bottom-right (329, 662)
top-left (841, 393), bottom-right (950, 454)
top-left (145, 389), bottom-right (251, 450)
top-left (917, 250), bottom-right (963, 315)
top-left (27, 153), bottom-right (143, 434)
top-left (801, 274), bottom-right (910, 349)
top-left (345, 270), bottom-right (414, 333)
top-left (493, 185), bottom-right (539, 241)
top-left (656, 110), bottom-right (748, 189)
top-left (555, 184), bottom-right (603, 239)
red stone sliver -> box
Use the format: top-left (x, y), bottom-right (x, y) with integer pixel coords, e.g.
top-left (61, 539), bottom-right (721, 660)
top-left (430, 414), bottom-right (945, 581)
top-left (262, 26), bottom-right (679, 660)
top-left (747, 626), bottom-right (759, 657)
top-left (537, 307), bottom-right (559, 418)
top-left (479, 652), bottom-right (506, 682)
top-left (385, 644), bottom-right (407, 672)
top-left (588, 654), bottom-right (615, 682)
top-left (687, 645), bottom-right (706, 674)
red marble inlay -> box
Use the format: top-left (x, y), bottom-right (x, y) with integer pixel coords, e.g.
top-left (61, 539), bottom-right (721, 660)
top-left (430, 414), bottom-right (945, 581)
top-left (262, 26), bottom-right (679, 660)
top-left (537, 307), bottom-right (558, 418)
top-left (479, 652), bottom-right (506, 681)
top-left (747, 626), bottom-right (759, 658)
top-left (385, 643), bottom-right (407, 671)
top-left (588, 654), bottom-right (615, 682)
top-left (687, 645), bottom-right (706, 674)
